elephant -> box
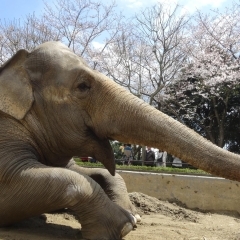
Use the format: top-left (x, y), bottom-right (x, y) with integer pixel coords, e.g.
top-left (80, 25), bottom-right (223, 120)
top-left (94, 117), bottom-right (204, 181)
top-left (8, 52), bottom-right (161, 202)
top-left (0, 41), bottom-right (240, 240)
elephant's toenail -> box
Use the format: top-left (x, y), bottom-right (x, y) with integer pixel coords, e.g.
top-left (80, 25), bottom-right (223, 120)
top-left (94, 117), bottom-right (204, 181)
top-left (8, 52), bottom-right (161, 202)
top-left (121, 222), bottom-right (133, 237)
top-left (135, 214), bottom-right (141, 222)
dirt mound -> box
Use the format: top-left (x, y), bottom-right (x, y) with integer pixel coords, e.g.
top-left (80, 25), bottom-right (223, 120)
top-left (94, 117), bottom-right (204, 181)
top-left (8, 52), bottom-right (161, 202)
top-left (0, 192), bottom-right (240, 240)
top-left (129, 192), bottom-right (199, 222)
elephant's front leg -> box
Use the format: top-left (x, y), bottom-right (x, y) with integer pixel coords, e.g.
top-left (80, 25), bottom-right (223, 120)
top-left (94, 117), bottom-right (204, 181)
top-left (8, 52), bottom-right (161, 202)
top-left (66, 159), bottom-right (141, 222)
top-left (0, 164), bottom-right (134, 240)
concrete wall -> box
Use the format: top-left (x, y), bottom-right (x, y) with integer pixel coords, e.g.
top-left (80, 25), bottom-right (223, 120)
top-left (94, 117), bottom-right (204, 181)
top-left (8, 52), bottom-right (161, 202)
top-left (117, 170), bottom-right (240, 213)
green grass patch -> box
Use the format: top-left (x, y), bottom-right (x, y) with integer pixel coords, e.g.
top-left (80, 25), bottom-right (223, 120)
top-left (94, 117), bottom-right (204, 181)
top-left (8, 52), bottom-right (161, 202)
top-left (74, 158), bottom-right (209, 176)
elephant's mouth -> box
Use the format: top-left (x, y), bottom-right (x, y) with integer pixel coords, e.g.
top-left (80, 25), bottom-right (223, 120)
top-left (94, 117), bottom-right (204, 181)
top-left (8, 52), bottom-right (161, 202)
top-left (84, 129), bottom-right (116, 175)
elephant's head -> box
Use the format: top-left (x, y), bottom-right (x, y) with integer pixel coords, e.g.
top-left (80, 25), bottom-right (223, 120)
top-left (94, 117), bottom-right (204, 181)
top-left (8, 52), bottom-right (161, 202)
top-left (0, 41), bottom-right (240, 180)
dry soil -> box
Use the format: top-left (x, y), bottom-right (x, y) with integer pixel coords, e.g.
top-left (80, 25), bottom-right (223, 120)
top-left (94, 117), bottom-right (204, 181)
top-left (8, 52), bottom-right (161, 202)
top-left (0, 192), bottom-right (240, 240)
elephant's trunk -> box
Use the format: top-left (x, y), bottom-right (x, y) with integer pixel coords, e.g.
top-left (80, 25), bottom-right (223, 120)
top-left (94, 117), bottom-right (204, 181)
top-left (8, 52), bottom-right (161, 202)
top-left (92, 77), bottom-right (240, 182)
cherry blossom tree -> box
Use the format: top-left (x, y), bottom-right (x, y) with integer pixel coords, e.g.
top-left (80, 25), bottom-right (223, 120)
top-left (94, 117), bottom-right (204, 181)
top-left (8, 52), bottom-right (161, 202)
top-left (0, 14), bottom-right (59, 64)
top-left (98, 2), bottom-right (190, 106)
top-left (96, 2), bottom-right (190, 162)
top-left (43, 0), bottom-right (123, 69)
top-left (98, 24), bottom-right (149, 98)
top-left (0, 0), bottom-right (122, 69)
top-left (164, 3), bottom-right (240, 150)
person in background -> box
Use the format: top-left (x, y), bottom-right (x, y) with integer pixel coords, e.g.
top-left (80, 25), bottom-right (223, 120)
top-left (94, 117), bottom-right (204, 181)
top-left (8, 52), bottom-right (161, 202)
top-left (145, 146), bottom-right (155, 167)
top-left (172, 156), bottom-right (182, 168)
top-left (119, 144), bottom-right (124, 155)
top-left (156, 150), bottom-right (163, 167)
top-left (162, 151), bottom-right (167, 167)
top-left (123, 144), bottom-right (133, 165)
top-left (89, 157), bottom-right (97, 163)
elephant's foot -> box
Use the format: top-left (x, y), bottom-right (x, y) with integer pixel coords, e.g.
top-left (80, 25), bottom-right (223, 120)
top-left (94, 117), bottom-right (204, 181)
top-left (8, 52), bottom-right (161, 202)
top-left (77, 201), bottom-right (136, 240)
top-left (81, 224), bottom-right (133, 240)
top-left (112, 196), bottom-right (141, 224)
top-left (67, 164), bottom-right (142, 225)
top-left (81, 222), bottom-right (133, 240)
top-left (80, 213), bottom-right (135, 239)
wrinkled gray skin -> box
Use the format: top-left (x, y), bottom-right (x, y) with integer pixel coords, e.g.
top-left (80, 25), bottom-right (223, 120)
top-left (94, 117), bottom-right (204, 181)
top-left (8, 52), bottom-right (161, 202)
top-left (1, 42), bottom-right (240, 240)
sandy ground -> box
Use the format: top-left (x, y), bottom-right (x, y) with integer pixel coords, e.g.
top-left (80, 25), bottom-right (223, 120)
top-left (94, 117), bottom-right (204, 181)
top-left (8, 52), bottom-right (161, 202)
top-left (0, 192), bottom-right (240, 240)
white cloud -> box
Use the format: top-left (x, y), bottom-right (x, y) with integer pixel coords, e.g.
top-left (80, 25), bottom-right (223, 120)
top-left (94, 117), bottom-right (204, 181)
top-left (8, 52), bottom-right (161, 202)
top-left (92, 41), bottom-right (105, 51)
top-left (119, 0), bottom-right (228, 13)
top-left (125, 0), bottom-right (144, 8)
top-left (178, 0), bottom-right (228, 14)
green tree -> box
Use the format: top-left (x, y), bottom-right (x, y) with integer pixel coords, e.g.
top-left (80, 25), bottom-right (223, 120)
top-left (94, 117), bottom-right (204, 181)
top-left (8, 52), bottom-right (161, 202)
top-left (163, 77), bottom-right (240, 152)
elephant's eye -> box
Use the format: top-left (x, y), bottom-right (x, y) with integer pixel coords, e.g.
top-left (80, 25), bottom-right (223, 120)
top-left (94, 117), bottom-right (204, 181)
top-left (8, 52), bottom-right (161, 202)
top-left (77, 82), bottom-right (90, 92)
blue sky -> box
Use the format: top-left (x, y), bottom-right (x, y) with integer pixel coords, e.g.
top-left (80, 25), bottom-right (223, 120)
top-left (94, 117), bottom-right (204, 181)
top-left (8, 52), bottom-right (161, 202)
top-left (1, 0), bottom-right (45, 20)
top-left (0, 0), bottom-right (231, 21)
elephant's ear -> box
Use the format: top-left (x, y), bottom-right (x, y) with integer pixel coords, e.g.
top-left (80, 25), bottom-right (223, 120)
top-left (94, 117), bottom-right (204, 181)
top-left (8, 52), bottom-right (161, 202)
top-left (0, 49), bottom-right (34, 120)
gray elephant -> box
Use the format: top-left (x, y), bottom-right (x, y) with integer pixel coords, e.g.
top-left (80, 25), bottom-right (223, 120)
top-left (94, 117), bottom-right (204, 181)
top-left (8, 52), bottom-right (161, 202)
top-left (0, 42), bottom-right (240, 240)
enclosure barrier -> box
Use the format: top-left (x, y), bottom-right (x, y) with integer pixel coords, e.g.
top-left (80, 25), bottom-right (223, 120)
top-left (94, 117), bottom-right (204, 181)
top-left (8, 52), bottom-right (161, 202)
top-left (117, 170), bottom-right (240, 214)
